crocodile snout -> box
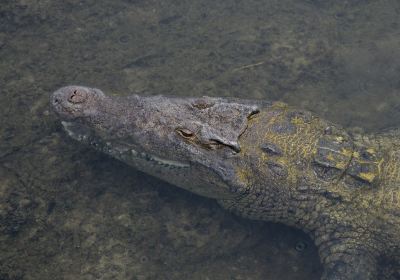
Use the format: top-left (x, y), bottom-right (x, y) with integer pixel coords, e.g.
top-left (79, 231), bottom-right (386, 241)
top-left (51, 85), bottom-right (104, 120)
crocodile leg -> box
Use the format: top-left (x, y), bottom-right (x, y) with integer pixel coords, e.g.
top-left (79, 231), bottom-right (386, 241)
top-left (322, 258), bottom-right (377, 280)
top-left (318, 238), bottom-right (378, 280)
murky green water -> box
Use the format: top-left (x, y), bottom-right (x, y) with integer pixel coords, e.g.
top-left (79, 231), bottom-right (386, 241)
top-left (1, 1), bottom-right (399, 279)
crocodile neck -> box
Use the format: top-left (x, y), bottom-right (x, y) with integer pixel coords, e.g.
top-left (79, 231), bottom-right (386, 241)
top-left (218, 103), bottom-right (399, 236)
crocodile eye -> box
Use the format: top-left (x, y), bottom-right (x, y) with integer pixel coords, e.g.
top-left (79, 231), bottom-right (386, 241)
top-left (176, 128), bottom-right (195, 139)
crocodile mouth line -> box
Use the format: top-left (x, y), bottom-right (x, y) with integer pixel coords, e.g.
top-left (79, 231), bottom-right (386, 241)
top-left (129, 147), bottom-right (190, 169)
top-left (61, 121), bottom-right (190, 170)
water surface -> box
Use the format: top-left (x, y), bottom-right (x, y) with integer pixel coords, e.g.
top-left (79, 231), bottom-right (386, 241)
top-left (1, 1), bottom-right (400, 279)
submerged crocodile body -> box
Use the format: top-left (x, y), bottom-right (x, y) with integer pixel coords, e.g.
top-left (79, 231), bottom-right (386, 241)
top-left (51, 86), bottom-right (400, 280)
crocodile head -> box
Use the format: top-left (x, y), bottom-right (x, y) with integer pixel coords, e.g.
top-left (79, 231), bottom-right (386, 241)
top-left (51, 86), bottom-right (260, 199)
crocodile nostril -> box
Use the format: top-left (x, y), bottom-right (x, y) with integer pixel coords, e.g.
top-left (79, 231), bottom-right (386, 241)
top-left (68, 89), bottom-right (87, 104)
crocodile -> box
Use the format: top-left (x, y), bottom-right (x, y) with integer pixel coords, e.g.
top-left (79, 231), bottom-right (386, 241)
top-left (51, 85), bottom-right (400, 280)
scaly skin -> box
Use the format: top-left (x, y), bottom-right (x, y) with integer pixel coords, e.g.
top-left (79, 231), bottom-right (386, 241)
top-left (222, 103), bottom-right (400, 279)
top-left (51, 86), bottom-right (400, 279)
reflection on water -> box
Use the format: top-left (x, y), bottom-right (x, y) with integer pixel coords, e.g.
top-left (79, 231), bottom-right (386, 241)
top-left (0, 1), bottom-right (399, 279)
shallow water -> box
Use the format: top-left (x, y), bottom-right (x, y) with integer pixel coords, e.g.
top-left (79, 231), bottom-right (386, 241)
top-left (1, 0), bottom-right (400, 279)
